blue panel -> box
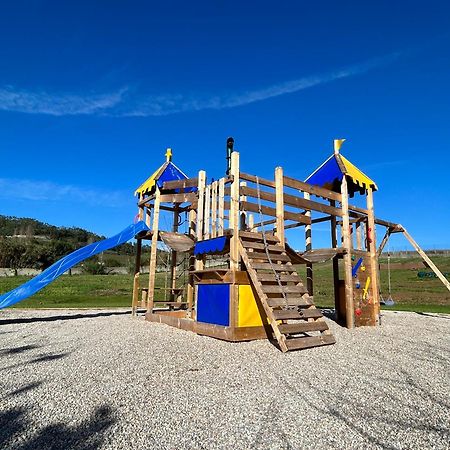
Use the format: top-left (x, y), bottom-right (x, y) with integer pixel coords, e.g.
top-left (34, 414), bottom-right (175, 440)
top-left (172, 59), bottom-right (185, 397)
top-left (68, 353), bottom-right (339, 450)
top-left (352, 258), bottom-right (363, 277)
top-left (306, 156), bottom-right (343, 190)
top-left (197, 284), bottom-right (230, 326)
top-left (0, 221), bottom-right (149, 309)
top-left (194, 236), bottom-right (228, 256)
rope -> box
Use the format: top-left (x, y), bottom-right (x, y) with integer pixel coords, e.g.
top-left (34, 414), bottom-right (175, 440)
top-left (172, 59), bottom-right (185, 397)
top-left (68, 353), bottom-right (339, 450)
top-left (255, 176), bottom-right (290, 309)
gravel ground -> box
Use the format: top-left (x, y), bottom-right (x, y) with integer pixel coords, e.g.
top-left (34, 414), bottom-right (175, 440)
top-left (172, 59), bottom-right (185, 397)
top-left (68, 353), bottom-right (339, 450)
top-left (0, 309), bottom-right (449, 450)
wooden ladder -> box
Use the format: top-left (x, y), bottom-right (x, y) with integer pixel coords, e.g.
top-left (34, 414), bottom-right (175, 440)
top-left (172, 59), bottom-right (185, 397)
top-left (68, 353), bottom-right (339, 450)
top-left (238, 231), bottom-right (336, 352)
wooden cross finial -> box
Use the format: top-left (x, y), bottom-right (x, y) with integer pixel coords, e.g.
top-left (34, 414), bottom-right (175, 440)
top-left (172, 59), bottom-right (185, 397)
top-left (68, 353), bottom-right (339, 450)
top-left (165, 148), bottom-right (172, 162)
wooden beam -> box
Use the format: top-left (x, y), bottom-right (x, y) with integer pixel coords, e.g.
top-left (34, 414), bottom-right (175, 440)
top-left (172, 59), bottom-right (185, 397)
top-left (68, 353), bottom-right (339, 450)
top-left (341, 176), bottom-right (354, 329)
top-left (377, 228), bottom-right (391, 257)
top-left (240, 201), bottom-right (311, 225)
top-left (401, 226), bottom-right (450, 292)
top-left (211, 180), bottom-right (218, 238)
top-left (240, 172), bottom-right (275, 188)
top-left (275, 167), bottom-right (285, 248)
top-left (159, 193), bottom-right (197, 204)
top-left (218, 177), bottom-right (225, 236)
top-left (204, 184), bottom-right (211, 240)
top-left (366, 187), bottom-right (380, 324)
top-left (195, 171), bottom-right (206, 272)
top-left (162, 177), bottom-right (198, 190)
top-left (283, 175), bottom-right (342, 202)
top-left (304, 191), bottom-right (313, 296)
top-left (229, 152), bottom-right (240, 270)
top-left (147, 188), bottom-right (161, 313)
top-left (131, 238), bottom-right (142, 316)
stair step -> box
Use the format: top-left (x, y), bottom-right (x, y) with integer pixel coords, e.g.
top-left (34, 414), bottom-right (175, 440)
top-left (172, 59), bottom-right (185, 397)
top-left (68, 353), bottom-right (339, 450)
top-left (239, 231), bottom-right (279, 244)
top-left (241, 241), bottom-right (285, 252)
top-left (285, 334), bottom-right (336, 351)
top-left (251, 262), bottom-right (296, 272)
top-left (267, 297), bottom-right (312, 307)
top-left (273, 308), bottom-right (323, 320)
top-left (257, 273), bottom-right (301, 282)
top-left (262, 285), bottom-right (308, 294)
top-left (247, 252), bottom-right (291, 262)
top-left (278, 321), bottom-right (329, 334)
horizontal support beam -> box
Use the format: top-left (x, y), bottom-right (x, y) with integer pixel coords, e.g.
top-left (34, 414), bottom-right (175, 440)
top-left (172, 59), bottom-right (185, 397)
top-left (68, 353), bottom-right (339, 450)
top-left (162, 177), bottom-right (198, 190)
top-left (283, 175), bottom-right (342, 202)
top-left (240, 201), bottom-right (311, 225)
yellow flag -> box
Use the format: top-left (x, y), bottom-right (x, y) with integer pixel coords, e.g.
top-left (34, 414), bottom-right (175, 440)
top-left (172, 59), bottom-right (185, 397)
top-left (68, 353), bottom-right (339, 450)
top-left (334, 138), bottom-right (346, 153)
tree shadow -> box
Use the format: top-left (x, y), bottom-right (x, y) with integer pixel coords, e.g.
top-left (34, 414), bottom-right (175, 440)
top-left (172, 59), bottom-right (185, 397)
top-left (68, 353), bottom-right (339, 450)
top-left (6, 381), bottom-right (44, 398)
top-left (0, 352), bottom-right (71, 372)
top-left (0, 404), bottom-right (116, 450)
top-left (0, 344), bottom-right (42, 355)
top-left (0, 310), bottom-right (131, 326)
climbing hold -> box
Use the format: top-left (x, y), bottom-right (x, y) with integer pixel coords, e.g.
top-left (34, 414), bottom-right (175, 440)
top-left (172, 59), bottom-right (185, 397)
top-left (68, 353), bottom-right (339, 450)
top-left (355, 280), bottom-right (361, 289)
top-left (351, 255), bottom-right (356, 261)
top-left (355, 308), bottom-right (362, 317)
top-left (361, 265), bottom-right (366, 272)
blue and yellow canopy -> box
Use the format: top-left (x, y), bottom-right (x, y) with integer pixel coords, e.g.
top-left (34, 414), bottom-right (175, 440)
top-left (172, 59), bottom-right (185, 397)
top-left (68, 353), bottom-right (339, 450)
top-left (305, 142), bottom-right (377, 196)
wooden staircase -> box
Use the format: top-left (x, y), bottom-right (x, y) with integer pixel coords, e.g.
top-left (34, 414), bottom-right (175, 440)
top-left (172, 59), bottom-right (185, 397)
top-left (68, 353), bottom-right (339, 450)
top-left (238, 231), bottom-right (335, 352)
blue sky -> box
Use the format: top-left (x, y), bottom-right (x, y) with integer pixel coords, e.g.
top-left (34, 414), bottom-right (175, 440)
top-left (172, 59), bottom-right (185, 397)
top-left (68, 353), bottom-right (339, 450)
top-left (0, 1), bottom-right (449, 250)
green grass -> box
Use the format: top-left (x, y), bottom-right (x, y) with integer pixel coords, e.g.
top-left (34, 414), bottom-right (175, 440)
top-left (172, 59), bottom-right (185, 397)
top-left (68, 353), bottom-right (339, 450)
top-left (0, 256), bottom-right (449, 313)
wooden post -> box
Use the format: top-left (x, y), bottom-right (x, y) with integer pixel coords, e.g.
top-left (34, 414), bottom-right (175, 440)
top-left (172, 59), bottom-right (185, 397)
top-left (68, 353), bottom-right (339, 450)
top-left (211, 181), bottom-right (218, 238)
top-left (341, 176), bottom-right (354, 328)
top-left (274, 166), bottom-right (285, 248)
top-left (145, 207), bottom-right (151, 228)
top-left (187, 208), bottom-right (196, 317)
top-left (367, 187), bottom-right (380, 323)
top-left (304, 191), bottom-right (313, 295)
top-left (169, 204), bottom-right (180, 303)
top-left (330, 200), bottom-right (340, 322)
top-left (204, 184), bottom-right (211, 240)
top-left (131, 238), bottom-right (142, 316)
top-left (355, 221), bottom-right (362, 250)
top-left (218, 178), bottom-right (225, 236)
top-left (147, 188), bottom-right (161, 313)
top-left (239, 181), bottom-right (247, 231)
top-left (229, 152), bottom-right (240, 271)
top-left (195, 171), bottom-right (206, 272)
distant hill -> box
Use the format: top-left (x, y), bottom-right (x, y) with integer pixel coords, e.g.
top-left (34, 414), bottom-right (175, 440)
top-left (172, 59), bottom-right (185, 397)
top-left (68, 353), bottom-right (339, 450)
top-left (0, 215), bottom-right (135, 271)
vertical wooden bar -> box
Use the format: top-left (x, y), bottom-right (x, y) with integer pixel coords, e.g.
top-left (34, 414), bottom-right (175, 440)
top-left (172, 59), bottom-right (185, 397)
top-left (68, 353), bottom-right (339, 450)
top-left (239, 181), bottom-right (247, 231)
top-left (131, 238), bottom-right (142, 316)
top-left (218, 178), bottom-right (225, 236)
top-left (211, 181), bottom-right (218, 238)
top-left (367, 187), bottom-right (380, 323)
top-left (195, 171), bottom-right (206, 272)
top-left (229, 152), bottom-right (240, 271)
top-left (304, 191), bottom-right (313, 295)
top-left (169, 205), bottom-right (180, 303)
top-left (187, 208), bottom-right (196, 317)
top-left (355, 221), bottom-right (362, 250)
top-left (330, 200), bottom-right (340, 322)
top-left (341, 176), bottom-right (354, 328)
top-left (248, 214), bottom-right (255, 232)
top-left (147, 188), bottom-right (161, 313)
top-left (204, 184), bottom-right (211, 240)
top-left (274, 166), bottom-right (285, 248)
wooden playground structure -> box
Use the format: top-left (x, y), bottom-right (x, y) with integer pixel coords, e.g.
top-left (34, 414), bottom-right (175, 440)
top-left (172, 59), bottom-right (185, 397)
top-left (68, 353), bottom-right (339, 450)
top-left (131, 140), bottom-right (450, 352)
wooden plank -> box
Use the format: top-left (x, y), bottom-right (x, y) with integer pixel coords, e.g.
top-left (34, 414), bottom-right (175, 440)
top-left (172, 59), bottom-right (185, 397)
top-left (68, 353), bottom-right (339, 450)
top-left (247, 252), bottom-right (291, 262)
top-left (283, 175), bottom-right (342, 202)
top-left (275, 166), bottom-right (285, 247)
top-left (272, 308), bottom-right (323, 320)
top-left (195, 171), bottom-right (206, 274)
top-left (241, 241), bottom-right (284, 252)
top-left (402, 227), bottom-right (450, 292)
top-left (240, 201), bottom-right (311, 225)
top-left (262, 285), bottom-right (307, 294)
top-left (267, 297), bottom-right (312, 307)
top-left (341, 176), bottom-right (355, 328)
top-left (147, 188), bottom-right (161, 313)
top-left (279, 321), bottom-right (328, 334)
top-left (240, 172), bottom-right (275, 188)
top-left (257, 273), bottom-right (301, 282)
top-left (159, 193), bottom-right (197, 204)
top-left (162, 177), bottom-right (198, 190)
top-left (250, 262), bottom-right (296, 272)
top-left (211, 181), bottom-right (218, 238)
top-left (131, 237), bottom-right (142, 316)
top-left (285, 334), bottom-right (335, 351)
top-left (304, 191), bottom-right (313, 296)
top-left (204, 184), bottom-right (211, 240)
top-left (229, 152), bottom-right (240, 270)
top-left (218, 177), bottom-right (225, 236)
top-left (377, 228), bottom-right (391, 257)
top-left (239, 230), bottom-right (279, 244)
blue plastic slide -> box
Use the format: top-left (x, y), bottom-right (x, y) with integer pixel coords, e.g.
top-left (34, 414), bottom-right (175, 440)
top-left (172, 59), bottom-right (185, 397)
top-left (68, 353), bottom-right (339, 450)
top-left (0, 221), bottom-right (148, 309)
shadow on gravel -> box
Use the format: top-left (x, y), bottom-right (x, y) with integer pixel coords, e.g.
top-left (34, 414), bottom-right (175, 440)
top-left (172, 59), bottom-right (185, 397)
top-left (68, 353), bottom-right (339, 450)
top-left (0, 344), bottom-right (42, 355)
top-left (6, 381), bottom-right (44, 398)
top-left (0, 352), bottom-right (71, 372)
top-left (416, 312), bottom-right (450, 320)
top-left (0, 310), bottom-right (131, 326)
top-left (0, 403), bottom-right (116, 450)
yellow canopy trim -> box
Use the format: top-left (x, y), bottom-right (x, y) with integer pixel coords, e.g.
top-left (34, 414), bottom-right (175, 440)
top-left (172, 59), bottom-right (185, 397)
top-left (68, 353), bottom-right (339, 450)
top-left (134, 162), bottom-right (167, 197)
top-left (339, 155), bottom-right (378, 191)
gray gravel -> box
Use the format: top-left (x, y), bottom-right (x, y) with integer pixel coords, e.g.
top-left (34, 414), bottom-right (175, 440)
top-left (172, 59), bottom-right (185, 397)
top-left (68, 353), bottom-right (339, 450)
top-left (0, 309), bottom-right (449, 450)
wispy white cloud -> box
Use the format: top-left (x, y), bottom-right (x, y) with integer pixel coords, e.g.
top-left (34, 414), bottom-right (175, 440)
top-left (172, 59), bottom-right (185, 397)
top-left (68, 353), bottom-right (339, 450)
top-left (0, 52), bottom-right (401, 117)
top-left (0, 178), bottom-right (130, 207)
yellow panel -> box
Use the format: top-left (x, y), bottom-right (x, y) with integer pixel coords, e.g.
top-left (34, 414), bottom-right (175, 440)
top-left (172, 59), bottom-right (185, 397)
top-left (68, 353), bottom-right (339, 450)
top-left (340, 154), bottom-right (378, 191)
top-left (238, 285), bottom-right (265, 327)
